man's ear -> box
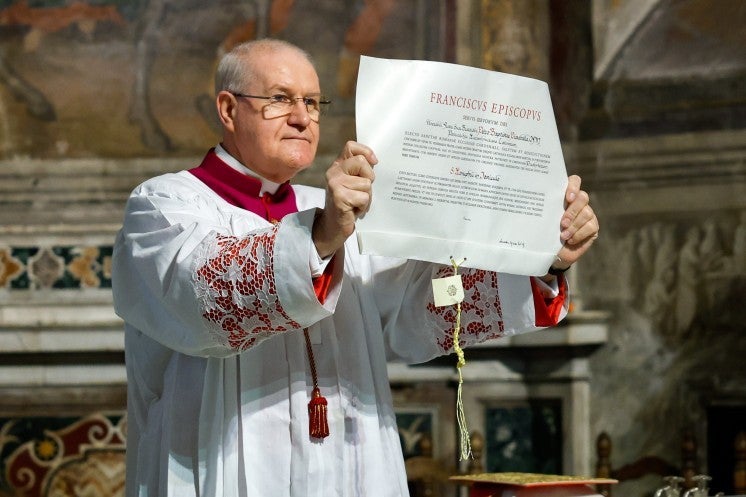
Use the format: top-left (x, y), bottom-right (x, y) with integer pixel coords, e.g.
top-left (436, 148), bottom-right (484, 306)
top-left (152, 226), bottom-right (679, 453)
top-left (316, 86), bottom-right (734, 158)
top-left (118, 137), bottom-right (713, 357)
top-left (217, 91), bottom-right (237, 132)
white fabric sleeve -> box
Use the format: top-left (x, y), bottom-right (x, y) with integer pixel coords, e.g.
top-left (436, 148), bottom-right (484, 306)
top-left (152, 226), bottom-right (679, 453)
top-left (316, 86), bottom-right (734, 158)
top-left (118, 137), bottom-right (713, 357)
top-left (112, 177), bottom-right (341, 358)
top-left (309, 248), bottom-right (334, 277)
top-left (368, 258), bottom-right (558, 364)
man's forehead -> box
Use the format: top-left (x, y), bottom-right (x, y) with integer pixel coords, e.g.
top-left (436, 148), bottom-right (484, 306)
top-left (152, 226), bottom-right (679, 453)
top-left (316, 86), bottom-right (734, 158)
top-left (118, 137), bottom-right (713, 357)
top-left (252, 52), bottom-right (320, 91)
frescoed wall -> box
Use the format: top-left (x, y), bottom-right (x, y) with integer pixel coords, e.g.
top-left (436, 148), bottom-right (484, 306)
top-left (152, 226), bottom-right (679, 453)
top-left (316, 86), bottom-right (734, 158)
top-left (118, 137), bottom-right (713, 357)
top-left (0, 0), bottom-right (448, 160)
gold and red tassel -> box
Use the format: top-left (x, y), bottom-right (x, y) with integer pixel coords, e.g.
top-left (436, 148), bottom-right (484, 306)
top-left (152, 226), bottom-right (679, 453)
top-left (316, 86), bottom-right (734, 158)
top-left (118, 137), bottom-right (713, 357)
top-left (308, 387), bottom-right (329, 439)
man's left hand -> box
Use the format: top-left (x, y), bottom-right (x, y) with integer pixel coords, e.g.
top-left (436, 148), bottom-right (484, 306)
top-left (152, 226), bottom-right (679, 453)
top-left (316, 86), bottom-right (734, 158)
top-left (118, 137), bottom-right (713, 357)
top-left (551, 175), bottom-right (599, 272)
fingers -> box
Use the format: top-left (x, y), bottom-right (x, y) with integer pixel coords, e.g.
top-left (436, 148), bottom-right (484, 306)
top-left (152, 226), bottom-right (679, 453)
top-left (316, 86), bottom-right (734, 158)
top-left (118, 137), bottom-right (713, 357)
top-left (567, 208), bottom-right (599, 245)
top-left (329, 141), bottom-right (377, 191)
top-left (560, 190), bottom-right (592, 241)
top-left (333, 154), bottom-right (376, 184)
top-left (326, 178), bottom-right (372, 216)
top-left (554, 218), bottom-right (599, 268)
top-left (327, 153), bottom-right (375, 214)
top-left (329, 141), bottom-right (378, 210)
top-left (563, 204), bottom-right (599, 244)
top-left (565, 174), bottom-right (581, 203)
top-left (313, 142), bottom-right (378, 257)
top-left (551, 175), bottom-right (599, 267)
top-left (337, 141), bottom-right (378, 170)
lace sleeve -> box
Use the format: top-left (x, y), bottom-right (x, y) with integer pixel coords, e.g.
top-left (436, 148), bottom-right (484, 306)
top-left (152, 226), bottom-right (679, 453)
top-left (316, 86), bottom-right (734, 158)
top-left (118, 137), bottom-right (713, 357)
top-left (426, 266), bottom-right (507, 353)
top-left (193, 225), bottom-right (302, 351)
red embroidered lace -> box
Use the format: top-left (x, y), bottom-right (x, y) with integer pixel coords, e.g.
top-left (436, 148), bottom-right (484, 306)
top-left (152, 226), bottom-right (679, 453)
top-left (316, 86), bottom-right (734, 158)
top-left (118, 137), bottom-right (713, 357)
top-left (426, 267), bottom-right (506, 352)
top-left (194, 226), bottom-right (301, 350)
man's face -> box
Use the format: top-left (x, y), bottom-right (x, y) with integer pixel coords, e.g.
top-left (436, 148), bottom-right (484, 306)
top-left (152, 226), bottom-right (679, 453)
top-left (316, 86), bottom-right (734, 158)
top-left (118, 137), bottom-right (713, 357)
top-left (231, 48), bottom-right (321, 183)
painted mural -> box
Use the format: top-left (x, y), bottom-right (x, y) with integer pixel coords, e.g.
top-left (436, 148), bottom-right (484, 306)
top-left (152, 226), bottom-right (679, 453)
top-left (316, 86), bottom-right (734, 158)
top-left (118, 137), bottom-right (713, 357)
top-left (0, 0), bottom-right (447, 159)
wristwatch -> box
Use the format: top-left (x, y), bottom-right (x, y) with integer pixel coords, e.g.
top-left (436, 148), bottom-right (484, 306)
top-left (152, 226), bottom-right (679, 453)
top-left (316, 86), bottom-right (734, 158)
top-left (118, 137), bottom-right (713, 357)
top-left (548, 265), bottom-right (570, 276)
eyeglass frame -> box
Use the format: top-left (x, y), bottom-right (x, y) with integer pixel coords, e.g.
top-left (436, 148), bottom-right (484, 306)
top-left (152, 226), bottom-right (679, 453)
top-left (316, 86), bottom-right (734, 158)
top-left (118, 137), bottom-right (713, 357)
top-left (230, 92), bottom-right (331, 121)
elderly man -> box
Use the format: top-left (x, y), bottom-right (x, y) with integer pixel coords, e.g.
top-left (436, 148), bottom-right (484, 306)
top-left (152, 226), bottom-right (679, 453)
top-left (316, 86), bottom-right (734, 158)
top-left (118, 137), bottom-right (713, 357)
top-left (112, 38), bottom-right (598, 497)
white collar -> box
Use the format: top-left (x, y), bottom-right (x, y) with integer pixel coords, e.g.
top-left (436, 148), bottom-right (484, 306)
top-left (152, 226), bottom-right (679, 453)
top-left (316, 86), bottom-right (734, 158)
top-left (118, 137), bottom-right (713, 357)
top-left (215, 144), bottom-right (281, 195)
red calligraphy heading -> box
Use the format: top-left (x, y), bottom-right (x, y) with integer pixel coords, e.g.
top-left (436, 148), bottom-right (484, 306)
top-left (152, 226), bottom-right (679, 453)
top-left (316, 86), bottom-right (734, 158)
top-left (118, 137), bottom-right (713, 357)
top-left (429, 92), bottom-right (542, 122)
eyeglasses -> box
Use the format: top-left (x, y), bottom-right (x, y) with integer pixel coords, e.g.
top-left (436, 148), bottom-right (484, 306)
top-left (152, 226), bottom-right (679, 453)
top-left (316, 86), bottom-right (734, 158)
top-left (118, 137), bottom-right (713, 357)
top-left (231, 92), bottom-right (331, 121)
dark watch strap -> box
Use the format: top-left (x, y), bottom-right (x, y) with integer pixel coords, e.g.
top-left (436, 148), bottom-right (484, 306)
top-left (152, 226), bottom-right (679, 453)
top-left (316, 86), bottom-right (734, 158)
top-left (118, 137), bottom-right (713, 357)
top-left (548, 265), bottom-right (570, 276)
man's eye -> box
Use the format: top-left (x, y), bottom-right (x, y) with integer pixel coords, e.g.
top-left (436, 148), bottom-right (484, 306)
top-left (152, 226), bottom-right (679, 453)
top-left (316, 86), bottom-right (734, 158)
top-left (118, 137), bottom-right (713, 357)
top-left (269, 95), bottom-right (292, 104)
top-left (303, 97), bottom-right (320, 108)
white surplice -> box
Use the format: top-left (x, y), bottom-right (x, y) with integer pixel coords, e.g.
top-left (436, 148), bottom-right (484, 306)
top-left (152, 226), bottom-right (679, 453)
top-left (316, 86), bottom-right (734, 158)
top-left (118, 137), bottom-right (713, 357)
top-left (112, 160), bottom-right (567, 497)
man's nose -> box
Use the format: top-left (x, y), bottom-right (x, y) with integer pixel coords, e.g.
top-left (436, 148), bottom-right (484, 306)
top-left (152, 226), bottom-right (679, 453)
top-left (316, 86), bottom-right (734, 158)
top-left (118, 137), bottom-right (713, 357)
top-left (287, 99), bottom-right (312, 125)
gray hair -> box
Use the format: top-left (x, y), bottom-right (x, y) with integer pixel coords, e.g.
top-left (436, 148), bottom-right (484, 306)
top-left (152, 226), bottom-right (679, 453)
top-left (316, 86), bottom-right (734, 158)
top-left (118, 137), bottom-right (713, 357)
top-left (214, 39), bottom-right (315, 96)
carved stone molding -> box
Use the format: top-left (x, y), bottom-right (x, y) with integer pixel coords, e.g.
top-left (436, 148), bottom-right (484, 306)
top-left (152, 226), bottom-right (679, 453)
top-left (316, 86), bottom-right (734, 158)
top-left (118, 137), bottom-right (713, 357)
top-left (567, 129), bottom-right (746, 215)
top-left (0, 157), bottom-right (191, 248)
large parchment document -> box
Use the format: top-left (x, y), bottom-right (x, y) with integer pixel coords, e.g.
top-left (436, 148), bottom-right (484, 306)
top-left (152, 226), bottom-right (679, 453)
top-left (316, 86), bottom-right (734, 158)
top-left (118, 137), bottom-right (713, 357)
top-left (355, 56), bottom-right (568, 276)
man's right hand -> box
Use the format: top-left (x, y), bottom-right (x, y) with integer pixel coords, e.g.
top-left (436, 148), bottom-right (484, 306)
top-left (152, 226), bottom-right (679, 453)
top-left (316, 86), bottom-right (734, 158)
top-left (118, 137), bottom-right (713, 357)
top-left (312, 141), bottom-right (377, 258)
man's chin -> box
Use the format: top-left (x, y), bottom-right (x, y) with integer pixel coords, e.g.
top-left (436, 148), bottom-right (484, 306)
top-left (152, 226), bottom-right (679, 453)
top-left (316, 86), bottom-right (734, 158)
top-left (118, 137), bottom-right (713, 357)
top-left (275, 159), bottom-right (314, 182)
top-left (284, 149), bottom-right (316, 169)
